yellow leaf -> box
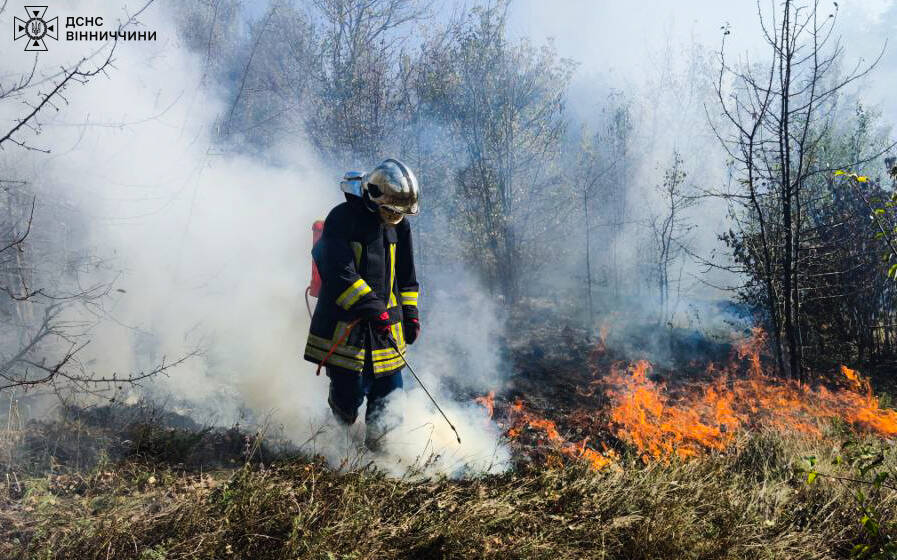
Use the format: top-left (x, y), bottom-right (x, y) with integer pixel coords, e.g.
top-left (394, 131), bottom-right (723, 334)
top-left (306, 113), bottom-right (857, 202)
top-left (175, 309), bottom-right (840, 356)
top-left (834, 170), bottom-right (846, 176)
top-left (857, 176), bottom-right (869, 182)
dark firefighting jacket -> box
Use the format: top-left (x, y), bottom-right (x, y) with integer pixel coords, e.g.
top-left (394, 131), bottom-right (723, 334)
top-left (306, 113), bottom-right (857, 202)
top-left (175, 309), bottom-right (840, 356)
top-left (303, 196), bottom-right (419, 376)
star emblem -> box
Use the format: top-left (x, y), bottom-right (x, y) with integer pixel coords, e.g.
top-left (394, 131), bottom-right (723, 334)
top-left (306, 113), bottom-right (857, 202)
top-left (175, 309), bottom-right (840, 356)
top-left (13, 6), bottom-right (58, 51)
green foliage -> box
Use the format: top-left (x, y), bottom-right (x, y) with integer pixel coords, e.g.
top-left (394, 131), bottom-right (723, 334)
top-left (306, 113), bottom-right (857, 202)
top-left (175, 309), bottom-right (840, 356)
top-left (834, 169), bottom-right (897, 284)
top-left (804, 440), bottom-right (897, 559)
top-left (140, 545), bottom-right (169, 560)
top-left (726, 101), bottom-right (897, 367)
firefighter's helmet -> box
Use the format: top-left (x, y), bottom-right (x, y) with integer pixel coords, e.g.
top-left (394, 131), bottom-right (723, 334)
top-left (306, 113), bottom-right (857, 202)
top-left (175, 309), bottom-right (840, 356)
top-left (363, 159), bottom-right (420, 224)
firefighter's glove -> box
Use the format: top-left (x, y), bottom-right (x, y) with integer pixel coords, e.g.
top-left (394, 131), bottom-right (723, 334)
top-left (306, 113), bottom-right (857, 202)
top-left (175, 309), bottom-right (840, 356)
top-left (370, 311), bottom-right (396, 333)
top-left (404, 318), bottom-right (421, 345)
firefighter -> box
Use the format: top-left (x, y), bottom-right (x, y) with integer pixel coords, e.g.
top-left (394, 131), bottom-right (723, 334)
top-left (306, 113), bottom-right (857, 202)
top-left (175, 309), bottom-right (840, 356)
top-left (304, 158), bottom-right (421, 450)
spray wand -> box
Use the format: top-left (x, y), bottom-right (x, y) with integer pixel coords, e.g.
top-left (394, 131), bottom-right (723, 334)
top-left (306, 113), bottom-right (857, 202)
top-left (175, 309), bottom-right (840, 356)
top-left (386, 336), bottom-right (462, 445)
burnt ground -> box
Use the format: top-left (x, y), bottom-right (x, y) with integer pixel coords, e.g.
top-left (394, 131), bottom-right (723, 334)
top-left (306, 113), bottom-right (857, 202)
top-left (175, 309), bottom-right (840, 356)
top-left (466, 316), bottom-right (740, 464)
top-left (0, 402), bottom-right (287, 482)
top-left (3, 315), bottom-right (894, 480)
top-left (463, 314), bottom-right (897, 469)
top-left (1, 319), bottom-right (896, 559)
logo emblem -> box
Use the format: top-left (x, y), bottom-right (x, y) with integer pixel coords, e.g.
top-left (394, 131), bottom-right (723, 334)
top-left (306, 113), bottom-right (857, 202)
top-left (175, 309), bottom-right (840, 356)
top-left (13, 6), bottom-right (58, 51)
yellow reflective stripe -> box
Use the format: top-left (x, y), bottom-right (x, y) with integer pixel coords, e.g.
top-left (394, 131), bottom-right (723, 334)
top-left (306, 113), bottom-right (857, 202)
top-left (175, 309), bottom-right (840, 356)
top-left (373, 355), bottom-right (406, 373)
top-left (306, 334), bottom-right (364, 360)
top-left (371, 329), bottom-right (405, 356)
top-left (331, 321), bottom-right (355, 347)
top-left (387, 243), bottom-right (397, 307)
top-left (304, 345), bottom-right (364, 372)
top-left (350, 242), bottom-right (362, 269)
top-left (400, 291), bottom-right (418, 306)
top-left (371, 346), bottom-right (402, 359)
top-left (346, 284), bottom-right (371, 307)
top-left (392, 321), bottom-right (405, 349)
top-left (306, 320), bottom-right (366, 366)
top-left (335, 278), bottom-right (371, 310)
top-left (373, 362), bottom-right (403, 374)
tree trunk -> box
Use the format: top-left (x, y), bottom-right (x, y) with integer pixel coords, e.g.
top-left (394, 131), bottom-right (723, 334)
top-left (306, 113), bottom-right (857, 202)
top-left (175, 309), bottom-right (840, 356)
top-left (584, 188), bottom-right (594, 325)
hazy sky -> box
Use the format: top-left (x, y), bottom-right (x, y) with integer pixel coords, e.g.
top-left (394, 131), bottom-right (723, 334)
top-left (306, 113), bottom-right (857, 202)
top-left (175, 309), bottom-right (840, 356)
top-left (506, 0), bottom-right (897, 124)
top-left (239, 0), bottom-right (896, 123)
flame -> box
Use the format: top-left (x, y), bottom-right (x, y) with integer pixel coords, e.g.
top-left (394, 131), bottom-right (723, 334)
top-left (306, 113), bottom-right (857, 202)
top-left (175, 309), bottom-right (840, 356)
top-left (736, 327), bottom-right (767, 377)
top-left (594, 323), bottom-right (609, 357)
top-left (605, 360), bottom-right (739, 461)
top-left (840, 365), bottom-right (860, 382)
top-left (506, 399), bottom-right (614, 470)
top-left (840, 364), bottom-right (861, 388)
top-left (475, 391), bottom-right (495, 418)
top-left (474, 328), bottom-right (896, 471)
top-left (604, 331), bottom-right (897, 462)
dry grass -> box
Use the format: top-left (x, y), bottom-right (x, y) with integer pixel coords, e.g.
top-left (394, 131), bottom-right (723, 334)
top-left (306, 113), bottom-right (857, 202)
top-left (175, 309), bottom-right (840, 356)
top-left (1, 429), bottom-right (894, 560)
top-left (2, 321), bottom-right (894, 559)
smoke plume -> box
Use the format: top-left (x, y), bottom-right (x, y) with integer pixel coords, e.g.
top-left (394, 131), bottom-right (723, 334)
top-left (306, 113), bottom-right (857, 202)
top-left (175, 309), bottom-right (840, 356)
top-left (0, 1), bottom-right (509, 476)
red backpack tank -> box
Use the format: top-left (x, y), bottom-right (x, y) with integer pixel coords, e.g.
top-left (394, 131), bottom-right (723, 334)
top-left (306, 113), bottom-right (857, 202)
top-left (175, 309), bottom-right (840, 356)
top-left (305, 220), bottom-right (325, 315)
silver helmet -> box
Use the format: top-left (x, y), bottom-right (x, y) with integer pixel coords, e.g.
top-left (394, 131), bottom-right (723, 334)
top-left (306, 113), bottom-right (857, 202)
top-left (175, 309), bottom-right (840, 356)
top-left (362, 158), bottom-right (420, 224)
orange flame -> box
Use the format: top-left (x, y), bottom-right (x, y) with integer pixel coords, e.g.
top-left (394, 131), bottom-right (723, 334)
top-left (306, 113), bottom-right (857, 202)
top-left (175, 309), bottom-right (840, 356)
top-left (840, 365), bottom-right (862, 388)
top-left (506, 399), bottom-right (614, 470)
top-left (475, 328), bottom-right (896, 471)
top-left (840, 365), bottom-right (859, 382)
top-left (736, 327), bottom-right (767, 377)
top-left (604, 331), bottom-right (897, 462)
top-left (606, 360), bottom-right (739, 461)
top-left (475, 391), bottom-right (495, 418)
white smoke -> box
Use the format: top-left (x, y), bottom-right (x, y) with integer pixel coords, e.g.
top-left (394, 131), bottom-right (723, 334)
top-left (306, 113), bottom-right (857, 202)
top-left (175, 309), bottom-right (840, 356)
top-left (508, 0), bottom-right (897, 322)
top-left (0, 1), bottom-right (509, 477)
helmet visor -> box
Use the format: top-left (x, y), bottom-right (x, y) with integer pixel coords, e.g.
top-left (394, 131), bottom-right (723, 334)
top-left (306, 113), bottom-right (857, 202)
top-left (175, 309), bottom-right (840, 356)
top-left (380, 196), bottom-right (419, 216)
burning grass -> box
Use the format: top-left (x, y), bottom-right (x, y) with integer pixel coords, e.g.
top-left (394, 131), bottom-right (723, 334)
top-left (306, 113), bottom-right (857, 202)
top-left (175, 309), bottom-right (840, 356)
top-left (487, 328), bottom-right (897, 472)
top-left (1, 324), bottom-right (896, 558)
top-left (604, 358), bottom-right (897, 463)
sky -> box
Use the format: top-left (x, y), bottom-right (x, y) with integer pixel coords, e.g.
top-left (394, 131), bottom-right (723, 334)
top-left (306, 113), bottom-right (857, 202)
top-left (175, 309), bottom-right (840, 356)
top-left (506, 0), bottom-right (897, 125)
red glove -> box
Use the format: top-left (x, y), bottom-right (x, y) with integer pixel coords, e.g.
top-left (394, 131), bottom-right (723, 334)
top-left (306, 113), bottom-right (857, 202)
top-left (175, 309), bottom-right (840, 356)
top-left (370, 311), bottom-right (394, 333)
top-left (404, 318), bottom-right (421, 345)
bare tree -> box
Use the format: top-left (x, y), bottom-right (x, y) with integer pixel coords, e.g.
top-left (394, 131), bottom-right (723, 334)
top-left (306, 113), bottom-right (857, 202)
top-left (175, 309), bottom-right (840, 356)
top-left (650, 152), bottom-right (696, 325)
top-left (569, 125), bottom-right (620, 325)
top-left (306, 0), bottom-right (428, 164)
top-left (0, 192), bottom-right (194, 396)
top-left (0, 1), bottom-right (190, 399)
top-left (710, 0), bottom-right (886, 380)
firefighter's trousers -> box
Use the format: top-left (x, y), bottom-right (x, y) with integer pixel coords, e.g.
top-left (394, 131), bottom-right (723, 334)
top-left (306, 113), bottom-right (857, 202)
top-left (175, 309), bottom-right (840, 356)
top-left (326, 364), bottom-right (403, 433)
